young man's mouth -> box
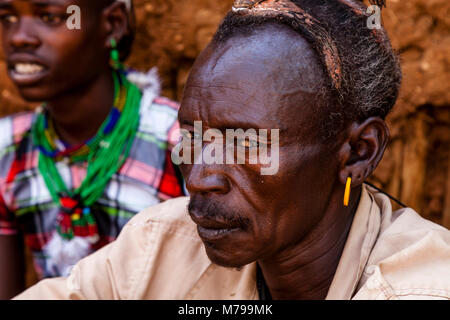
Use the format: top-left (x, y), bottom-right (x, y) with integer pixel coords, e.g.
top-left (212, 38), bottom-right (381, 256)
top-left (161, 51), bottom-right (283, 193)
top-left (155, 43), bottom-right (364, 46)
top-left (8, 62), bottom-right (49, 86)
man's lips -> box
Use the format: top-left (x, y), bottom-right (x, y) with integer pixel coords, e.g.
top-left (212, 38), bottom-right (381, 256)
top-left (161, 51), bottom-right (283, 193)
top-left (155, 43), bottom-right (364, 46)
top-left (197, 225), bottom-right (240, 241)
top-left (7, 55), bottom-right (49, 86)
top-left (189, 210), bottom-right (242, 241)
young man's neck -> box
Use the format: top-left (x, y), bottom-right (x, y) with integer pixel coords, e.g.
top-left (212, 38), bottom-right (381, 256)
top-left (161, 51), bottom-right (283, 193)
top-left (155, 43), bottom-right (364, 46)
top-left (45, 71), bottom-right (115, 146)
top-left (259, 186), bottom-right (361, 300)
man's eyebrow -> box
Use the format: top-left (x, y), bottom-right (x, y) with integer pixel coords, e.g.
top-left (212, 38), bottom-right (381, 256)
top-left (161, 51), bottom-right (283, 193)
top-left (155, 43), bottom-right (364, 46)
top-left (180, 119), bottom-right (195, 127)
top-left (180, 119), bottom-right (283, 132)
top-left (211, 120), bottom-right (285, 133)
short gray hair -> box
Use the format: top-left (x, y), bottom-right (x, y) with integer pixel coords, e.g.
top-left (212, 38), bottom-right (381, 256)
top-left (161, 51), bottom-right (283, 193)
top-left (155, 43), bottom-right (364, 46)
top-left (213, 0), bottom-right (402, 140)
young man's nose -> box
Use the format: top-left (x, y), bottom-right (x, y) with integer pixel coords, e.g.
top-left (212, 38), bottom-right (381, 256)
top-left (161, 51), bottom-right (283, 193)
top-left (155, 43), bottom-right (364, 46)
top-left (185, 165), bottom-right (231, 196)
top-left (8, 17), bottom-right (41, 50)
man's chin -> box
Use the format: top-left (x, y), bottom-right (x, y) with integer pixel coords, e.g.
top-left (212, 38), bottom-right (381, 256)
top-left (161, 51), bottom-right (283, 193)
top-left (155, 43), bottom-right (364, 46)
top-left (203, 242), bottom-right (254, 269)
top-left (16, 89), bottom-right (51, 103)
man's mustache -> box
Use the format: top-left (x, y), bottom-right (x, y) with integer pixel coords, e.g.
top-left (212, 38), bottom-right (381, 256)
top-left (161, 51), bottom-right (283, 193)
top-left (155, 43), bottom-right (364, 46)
top-left (188, 195), bottom-right (250, 228)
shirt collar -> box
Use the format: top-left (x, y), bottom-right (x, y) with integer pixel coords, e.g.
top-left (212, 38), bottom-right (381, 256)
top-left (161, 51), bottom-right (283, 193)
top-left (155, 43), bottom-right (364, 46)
top-left (326, 184), bottom-right (382, 299)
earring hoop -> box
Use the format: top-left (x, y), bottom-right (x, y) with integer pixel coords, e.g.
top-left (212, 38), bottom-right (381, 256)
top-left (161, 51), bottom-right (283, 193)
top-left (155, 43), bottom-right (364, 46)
top-left (343, 177), bottom-right (352, 207)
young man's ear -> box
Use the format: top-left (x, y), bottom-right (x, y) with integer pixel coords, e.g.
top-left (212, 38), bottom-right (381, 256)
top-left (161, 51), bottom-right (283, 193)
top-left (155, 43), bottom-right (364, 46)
top-left (102, 1), bottom-right (129, 48)
top-left (338, 117), bottom-right (390, 186)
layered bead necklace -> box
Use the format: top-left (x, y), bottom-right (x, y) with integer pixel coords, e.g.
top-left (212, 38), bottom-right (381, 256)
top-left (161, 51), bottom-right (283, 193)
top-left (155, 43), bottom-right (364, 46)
top-left (32, 70), bottom-right (141, 241)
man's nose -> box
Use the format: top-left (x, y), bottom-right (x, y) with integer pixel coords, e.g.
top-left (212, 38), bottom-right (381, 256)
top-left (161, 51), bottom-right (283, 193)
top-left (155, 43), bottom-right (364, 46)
top-left (8, 17), bottom-right (40, 49)
top-left (185, 165), bottom-right (230, 195)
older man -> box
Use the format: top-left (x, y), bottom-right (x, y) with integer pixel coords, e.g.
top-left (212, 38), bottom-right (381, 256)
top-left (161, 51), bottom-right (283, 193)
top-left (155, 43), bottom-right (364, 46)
top-left (15, 0), bottom-right (450, 300)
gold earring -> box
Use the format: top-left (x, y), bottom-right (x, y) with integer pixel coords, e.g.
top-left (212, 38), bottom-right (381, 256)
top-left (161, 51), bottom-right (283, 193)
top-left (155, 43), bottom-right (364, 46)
top-left (343, 177), bottom-right (351, 207)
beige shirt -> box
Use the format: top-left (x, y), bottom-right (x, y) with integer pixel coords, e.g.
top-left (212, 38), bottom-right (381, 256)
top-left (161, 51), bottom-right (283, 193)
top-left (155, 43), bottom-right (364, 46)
top-left (15, 185), bottom-right (450, 300)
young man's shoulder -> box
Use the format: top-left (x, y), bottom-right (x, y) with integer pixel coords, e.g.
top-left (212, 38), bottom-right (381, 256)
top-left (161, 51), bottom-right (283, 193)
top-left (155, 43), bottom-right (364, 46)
top-left (0, 111), bottom-right (34, 153)
top-left (127, 68), bottom-right (180, 146)
top-left (136, 95), bottom-right (180, 151)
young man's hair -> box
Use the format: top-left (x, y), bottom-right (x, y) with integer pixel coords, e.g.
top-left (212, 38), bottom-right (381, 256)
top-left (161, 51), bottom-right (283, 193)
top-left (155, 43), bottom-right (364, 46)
top-left (213, 0), bottom-right (402, 140)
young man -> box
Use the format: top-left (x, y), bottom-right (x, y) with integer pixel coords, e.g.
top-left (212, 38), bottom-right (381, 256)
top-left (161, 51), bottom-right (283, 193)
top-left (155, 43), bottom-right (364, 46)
top-left (13, 0), bottom-right (450, 300)
top-left (0, 0), bottom-right (183, 299)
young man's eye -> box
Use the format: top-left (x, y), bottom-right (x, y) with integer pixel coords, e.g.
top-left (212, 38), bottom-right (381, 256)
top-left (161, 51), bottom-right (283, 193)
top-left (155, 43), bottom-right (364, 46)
top-left (40, 13), bottom-right (63, 24)
top-left (0, 14), bottom-right (18, 24)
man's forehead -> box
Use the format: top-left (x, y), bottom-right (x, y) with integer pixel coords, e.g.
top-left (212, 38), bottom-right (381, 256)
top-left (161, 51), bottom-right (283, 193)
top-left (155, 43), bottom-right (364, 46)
top-left (181, 25), bottom-right (326, 134)
top-left (190, 24), bottom-right (325, 95)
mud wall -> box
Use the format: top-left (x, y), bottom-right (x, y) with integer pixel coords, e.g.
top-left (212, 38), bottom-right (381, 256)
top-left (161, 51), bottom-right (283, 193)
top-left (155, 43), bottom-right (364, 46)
top-left (0, 0), bottom-right (449, 227)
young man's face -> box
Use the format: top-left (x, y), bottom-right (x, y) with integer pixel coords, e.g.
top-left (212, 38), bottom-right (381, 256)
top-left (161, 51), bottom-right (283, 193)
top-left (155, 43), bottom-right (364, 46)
top-left (179, 26), bottom-right (343, 268)
top-left (0, 0), bottom-right (109, 101)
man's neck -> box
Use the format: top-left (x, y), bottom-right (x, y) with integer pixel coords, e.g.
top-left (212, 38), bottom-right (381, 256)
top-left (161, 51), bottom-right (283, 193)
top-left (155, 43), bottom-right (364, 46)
top-left (45, 70), bottom-right (115, 146)
top-left (259, 186), bottom-right (361, 300)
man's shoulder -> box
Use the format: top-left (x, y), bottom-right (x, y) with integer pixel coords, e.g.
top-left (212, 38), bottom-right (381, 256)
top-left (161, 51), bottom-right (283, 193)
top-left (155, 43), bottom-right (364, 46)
top-left (383, 205), bottom-right (447, 235)
top-left (359, 204), bottom-right (450, 299)
top-left (368, 187), bottom-right (448, 253)
top-left (122, 197), bottom-right (195, 236)
top-left (374, 205), bottom-right (449, 259)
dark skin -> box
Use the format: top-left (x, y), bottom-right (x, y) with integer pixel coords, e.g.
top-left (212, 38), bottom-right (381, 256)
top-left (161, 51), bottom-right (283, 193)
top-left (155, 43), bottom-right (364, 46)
top-left (0, 0), bottom-right (127, 145)
top-left (179, 24), bottom-right (389, 300)
top-left (0, 0), bottom-right (128, 299)
top-left (0, 233), bottom-right (25, 299)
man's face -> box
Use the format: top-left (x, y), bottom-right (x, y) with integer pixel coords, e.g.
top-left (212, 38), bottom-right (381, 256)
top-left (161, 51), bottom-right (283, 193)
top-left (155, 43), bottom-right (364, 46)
top-left (179, 25), bottom-right (343, 268)
top-left (0, 0), bottom-right (108, 101)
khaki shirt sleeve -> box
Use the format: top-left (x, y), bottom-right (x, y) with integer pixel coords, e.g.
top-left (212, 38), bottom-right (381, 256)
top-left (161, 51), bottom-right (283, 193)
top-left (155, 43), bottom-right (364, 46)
top-left (14, 219), bottom-right (150, 300)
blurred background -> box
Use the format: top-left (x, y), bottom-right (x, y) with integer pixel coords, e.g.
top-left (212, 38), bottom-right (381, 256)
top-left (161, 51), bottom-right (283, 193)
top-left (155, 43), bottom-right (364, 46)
top-left (0, 0), bottom-right (449, 283)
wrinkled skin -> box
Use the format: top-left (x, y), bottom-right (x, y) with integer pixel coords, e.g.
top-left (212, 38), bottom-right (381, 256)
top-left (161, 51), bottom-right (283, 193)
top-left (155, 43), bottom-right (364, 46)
top-left (179, 24), bottom-right (389, 299)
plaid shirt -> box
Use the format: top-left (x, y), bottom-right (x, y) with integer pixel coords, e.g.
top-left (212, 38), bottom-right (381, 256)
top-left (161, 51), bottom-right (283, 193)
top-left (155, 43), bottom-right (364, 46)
top-left (0, 82), bottom-right (184, 278)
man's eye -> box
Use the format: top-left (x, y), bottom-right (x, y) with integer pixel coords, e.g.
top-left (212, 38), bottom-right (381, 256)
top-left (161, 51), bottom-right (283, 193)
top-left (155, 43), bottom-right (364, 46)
top-left (193, 132), bottom-right (202, 140)
top-left (40, 13), bottom-right (63, 24)
top-left (181, 131), bottom-right (201, 141)
top-left (238, 139), bottom-right (259, 148)
top-left (0, 14), bottom-right (18, 24)
top-left (181, 131), bottom-right (191, 139)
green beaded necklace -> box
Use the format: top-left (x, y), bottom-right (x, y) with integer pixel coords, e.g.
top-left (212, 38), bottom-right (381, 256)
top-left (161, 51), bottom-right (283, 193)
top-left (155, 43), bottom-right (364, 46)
top-left (31, 70), bottom-right (141, 240)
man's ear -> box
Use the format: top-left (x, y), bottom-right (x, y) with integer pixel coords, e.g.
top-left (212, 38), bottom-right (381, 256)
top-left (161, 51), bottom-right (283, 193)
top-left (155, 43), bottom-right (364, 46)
top-left (338, 117), bottom-right (390, 186)
top-left (101, 1), bottom-right (129, 49)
